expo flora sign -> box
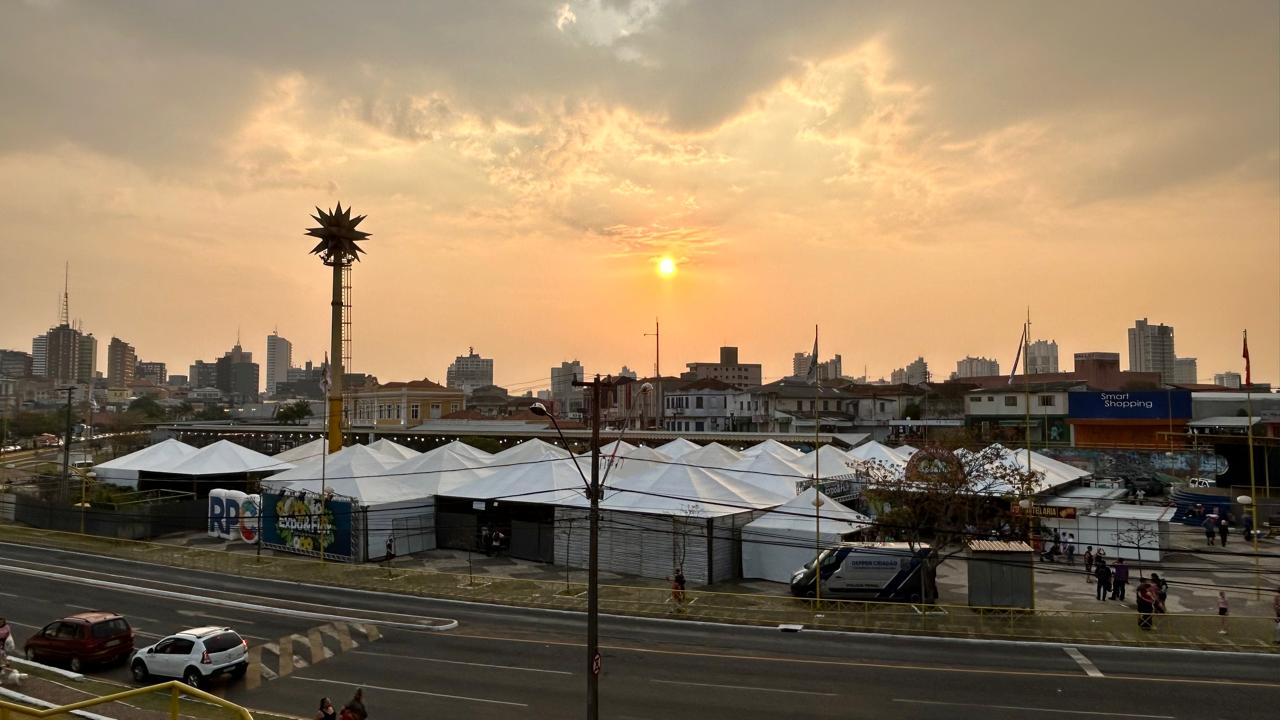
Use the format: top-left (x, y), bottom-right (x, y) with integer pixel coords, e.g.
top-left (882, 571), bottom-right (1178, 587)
top-left (261, 491), bottom-right (354, 560)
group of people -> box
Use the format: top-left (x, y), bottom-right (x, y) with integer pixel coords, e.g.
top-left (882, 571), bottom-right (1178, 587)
top-left (1201, 512), bottom-right (1232, 547)
top-left (1039, 531), bottom-right (1078, 564)
top-left (315, 689), bottom-right (368, 720)
top-left (1086, 550), bottom-right (1137, 601)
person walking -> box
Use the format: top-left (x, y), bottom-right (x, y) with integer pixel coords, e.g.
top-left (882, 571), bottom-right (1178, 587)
top-left (1216, 591), bottom-right (1229, 634)
top-left (1135, 577), bottom-right (1156, 630)
top-left (341, 688), bottom-right (368, 720)
top-left (1095, 559), bottom-right (1112, 601)
top-left (315, 697), bottom-right (338, 720)
top-left (1083, 546), bottom-right (1094, 583)
top-left (1272, 587), bottom-right (1280, 645)
top-left (1110, 558), bottom-right (1129, 602)
top-left (1218, 517), bottom-right (1230, 547)
top-left (1203, 514), bottom-right (1218, 546)
top-left (0, 618), bottom-right (12, 667)
top-left (672, 566), bottom-right (687, 607)
top-left (1150, 573), bottom-right (1169, 613)
top-left (1066, 534), bottom-right (1077, 565)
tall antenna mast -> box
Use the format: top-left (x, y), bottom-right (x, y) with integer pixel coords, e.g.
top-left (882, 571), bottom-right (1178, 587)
top-left (59, 262), bottom-right (70, 326)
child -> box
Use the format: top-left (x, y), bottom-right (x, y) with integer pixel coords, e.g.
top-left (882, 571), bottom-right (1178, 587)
top-left (1217, 591), bottom-right (1229, 634)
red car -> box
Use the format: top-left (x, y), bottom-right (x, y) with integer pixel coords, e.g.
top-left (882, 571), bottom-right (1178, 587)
top-left (24, 612), bottom-right (134, 672)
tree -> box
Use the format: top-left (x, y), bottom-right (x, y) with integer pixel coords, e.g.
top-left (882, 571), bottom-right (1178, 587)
top-left (197, 406), bottom-right (228, 421)
top-left (1113, 520), bottom-right (1159, 576)
top-left (863, 445), bottom-right (1039, 604)
top-left (127, 396), bottom-right (166, 421)
top-left (276, 400), bottom-right (314, 425)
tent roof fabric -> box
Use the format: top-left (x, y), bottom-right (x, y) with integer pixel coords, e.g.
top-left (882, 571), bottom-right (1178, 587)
top-left (744, 487), bottom-right (870, 533)
top-left (738, 439), bottom-right (803, 460)
top-left (94, 439), bottom-right (199, 478)
top-left (793, 445), bottom-right (863, 479)
top-left (446, 454), bottom-right (589, 504)
top-left (272, 438), bottom-right (327, 464)
top-left (678, 442), bottom-right (742, 470)
top-left (731, 452), bottom-right (807, 497)
top-left (602, 445), bottom-right (670, 480)
top-left (657, 438), bottom-right (701, 458)
top-left (367, 439), bottom-right (422, 460)
top-left (163, 440), bottom-right (289, 476)
top-left (599, 462), bottom-right (787, 518)
top-left (597, 440), bottom-right (637, 457)
top-left (491, 438), bottom-right (572, 464)
top-left (847, 441), bottom-right (910, 467)
top-left (394, 441), bottom-right (495, 496)
top-left (264, 444), bottom-right (402, 486)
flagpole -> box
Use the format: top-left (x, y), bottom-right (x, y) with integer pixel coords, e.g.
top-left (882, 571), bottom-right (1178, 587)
top-left (1244, 330), bottom-right (1258, 598)
top-left (812, 324), bottom-right (822, 609)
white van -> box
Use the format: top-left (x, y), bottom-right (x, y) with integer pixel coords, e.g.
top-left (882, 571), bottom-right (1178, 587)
top-left (790, 542), bottom-right (929, 601)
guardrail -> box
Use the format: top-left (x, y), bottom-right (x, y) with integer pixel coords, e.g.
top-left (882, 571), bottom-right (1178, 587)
top-left (0, 680), bottom-right (253, 719)
top-left (1, 523), bottom-right (1275, 651)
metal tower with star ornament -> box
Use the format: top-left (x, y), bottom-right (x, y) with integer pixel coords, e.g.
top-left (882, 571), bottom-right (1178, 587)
top-left (305, 203), bottom-right (371, 453)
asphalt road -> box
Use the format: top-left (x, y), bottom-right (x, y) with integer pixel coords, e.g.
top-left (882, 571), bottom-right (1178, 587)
top-left (1, 541), bottom-right (1276, 719)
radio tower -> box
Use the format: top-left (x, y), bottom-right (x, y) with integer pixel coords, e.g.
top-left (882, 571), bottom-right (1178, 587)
top-left (60, 262), bottom-right (70, 326)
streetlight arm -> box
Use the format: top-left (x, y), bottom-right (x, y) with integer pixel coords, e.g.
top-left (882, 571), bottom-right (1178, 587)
top-left (530, 404), bottom-right (591, 493)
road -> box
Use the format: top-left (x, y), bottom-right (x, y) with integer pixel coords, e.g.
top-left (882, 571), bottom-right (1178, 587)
top-left (0, 541), bottom-right (1276, 719)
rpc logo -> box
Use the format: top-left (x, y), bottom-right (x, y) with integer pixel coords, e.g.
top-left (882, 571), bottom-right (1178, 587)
top-left (208, 489), bottom-right (260, 544)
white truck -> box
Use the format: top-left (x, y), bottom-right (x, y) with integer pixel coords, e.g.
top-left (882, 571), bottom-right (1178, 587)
top-left (789, 542), bottom-right (930, 601)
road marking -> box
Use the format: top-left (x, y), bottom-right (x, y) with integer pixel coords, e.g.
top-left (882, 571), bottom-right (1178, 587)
top-left (1064, 647), bottom-right (1103, 678)
top-left (64, 604), bottom-right (158, 623)
top-left (177, 609), bottom-right (255, 625)
top-left (276, 635), bottom-right (294, 677)
top-left (892, 699), bottom-right (1173, 718)
top-left (442, 632), bottom-right (1280, 688)
top-left (351, 650), bottom-right (572, 675)
top-left (288, 676), bottom-right (528, 707)
top-left (652, 679), bottom-right (837, 697)
top-left (0, 591), bottom-right (20, 598)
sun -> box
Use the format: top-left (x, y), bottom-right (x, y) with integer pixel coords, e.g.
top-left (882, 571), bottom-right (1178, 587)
top-left (658, 257), bottom-right (677, 277)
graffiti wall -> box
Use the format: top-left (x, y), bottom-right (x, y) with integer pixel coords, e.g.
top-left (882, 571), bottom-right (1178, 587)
top-left (1038, 447), bottom-right (1227, 480)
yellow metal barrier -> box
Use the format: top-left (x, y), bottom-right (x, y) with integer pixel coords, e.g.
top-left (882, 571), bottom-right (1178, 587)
top-left (0, 680), bottom-right (253, 719)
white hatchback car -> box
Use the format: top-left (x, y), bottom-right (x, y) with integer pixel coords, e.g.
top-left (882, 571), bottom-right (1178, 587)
top-left (130, 627), bottom-right (248, 688)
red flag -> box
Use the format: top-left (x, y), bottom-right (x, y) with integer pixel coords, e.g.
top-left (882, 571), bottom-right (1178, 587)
top-left (1242, 331), bottom-right (1251, 386)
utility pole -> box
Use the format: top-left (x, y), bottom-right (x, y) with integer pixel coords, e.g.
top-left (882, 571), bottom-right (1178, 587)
top-left (571, 375), bottom-right (604, 719)
top-left (644, 319), bottom-right (660, 429)
top-left (60, 386), bottom-right (74, 502)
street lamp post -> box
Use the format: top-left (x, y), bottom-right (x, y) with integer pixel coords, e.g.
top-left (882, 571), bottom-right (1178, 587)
top-left (531, 377), bottom-right (603, 720)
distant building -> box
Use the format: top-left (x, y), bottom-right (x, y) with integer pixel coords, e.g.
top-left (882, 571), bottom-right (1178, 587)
top-left (1173, 357), bottom-right (1198, 385)
top-left (136, 361), bottom-right (166, 385)
top-left (551, 360), bottom-right (585, 417)
top-left (617, 366), bottom-right (638, 380)
top-left (167, 373), bottom-right (188, 387)
top-left (446, 347), bottom-right (494, 396)
top-left (682, 346), bottom-right (762, 387)
top-left (107, 336), bottom-right (137, 386)
top-left (0, 350), bottom-right (33, 378)
top-left (265, 331), bottom-right (292, 397)
top-left (78, 333), bottom-right (97, 385)
top-left (891, 357), bottom-right (929, 385)
top-left (955, 356), bottom-right (1000, 379)
top-left (31, 335), bottom-right (47, 377)
top-left (189, 360), bottom-right (217, 390)
top-left (794, 352), bottom-right (842, 381)
top-left (1214, 371), bottom-right (1241, 389)
top-left (1128, 318), bottom-right (1177, 383)
top-left (1026, 339), bottom-right (1059, 374)
top-left (214, 343), bottom-right (259, 404)
top-left (43, 324), bottom-right (95, 386)
top-left (348, 378), bottom-right (464, 427)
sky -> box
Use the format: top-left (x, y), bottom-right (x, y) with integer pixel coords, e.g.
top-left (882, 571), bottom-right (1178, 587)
top-left (2, 0), bottom-right (1277, 392)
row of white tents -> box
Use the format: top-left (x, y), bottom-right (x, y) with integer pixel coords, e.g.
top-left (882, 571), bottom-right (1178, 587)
top-left (94, 436), bottom-right (1090, 583)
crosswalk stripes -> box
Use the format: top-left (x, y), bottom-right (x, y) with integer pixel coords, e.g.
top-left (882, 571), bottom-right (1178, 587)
top-left (243, 621), bottom-right (377, 691)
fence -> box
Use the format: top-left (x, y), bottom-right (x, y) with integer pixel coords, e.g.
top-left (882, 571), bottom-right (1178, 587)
top-left (9, 493), bottom-right (204, 540)
top-left (0, 680), bottom-right (252, 719)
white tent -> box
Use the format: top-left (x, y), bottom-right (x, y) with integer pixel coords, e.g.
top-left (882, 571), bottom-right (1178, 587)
top-left (742, 487), bottom-right (871, 582)
top-left (601, 463), bottom-right (786, 518)
top-left (491, 438), bottom-right (572, 464)
top-left (367, 438), bottom-right (422, 460)
top-left (678, 442), bottom-right (742, 470)
top-left (977, 444), bottom-right (1088, 494)
top-left (273, 438), bottom-right (327, 464)
top-left (847, 441), bottom-right (910, 468)
top-left (161, 440), bottom-right (289, 476)
top-left (394, 441), bottom-right (494, 496)
top-left (601, 445), bottom-right (669, 480)
top-left (657, 438), bottom-right (701, 458)
top-left (597, 440), bottom-right (637, 457)
top-left (730, 452), bottom-right (808, 497)
top-left (793, 445), bottom-right (863, 479)
top-left (93, 439), bottom-right (199, 488)
top-left (738, 439), bottom-right (803, 460)
top-left (262, 444), bottom-right (403, 490)
top-left (447, 453), bottom-right (589, 504)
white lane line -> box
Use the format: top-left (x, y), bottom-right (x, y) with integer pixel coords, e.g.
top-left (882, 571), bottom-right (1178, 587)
top-left (64, 604), bottom-right (158, 624)
top-left (288, 676), bottom-right (528, 707)
top-left (178, 610), bottom-right (256, 625)
top-left (892, 699), bottom-right (1173, 718)
top-left (0, 591), bottom-right (20, 598)
top-left (1064, 647), bottom-right (1104, 678)
top-left (652, 679), bottom-right (837, 697)
top-left (351, 650), bottom-right (572, 675)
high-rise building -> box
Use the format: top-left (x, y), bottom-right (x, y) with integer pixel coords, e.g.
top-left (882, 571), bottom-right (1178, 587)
top-left (45, 325), bottom-right (85, 385)
top-left (1128, 318), bottom-right (1177, 383)
top-left (617, 366), bottom-right (638, 380)
top-left (107, 336), bottom-right (137, 386)
top-left (78, 333), bottom-right (97, 384)
top-left (683, 346), bottom-right (762, 387)
top-left (792, 352), bottom-right (811, 378)
top-left (955, 356), bottom-right (1000, 378)
top-left (550, 360), bottom-right (585, 417)
top-left (1173, 357), bottom-right (1198, 385)
top-left (189, 360), bottom-right (217, 389)
top-left (137, 361), bottom-right (167, 385)
top-left (265, 331), bottom-right (292, 397)
top-left (215, 343), bottom-right (259, 404)
top-left (446, 347), bottom-right (494, 396)
top-left (1214, 372), bottom-right (1241, 389)
top-left (891, 357), bottom-right (929, 385)
top-left (167, 374), bottom-right (188, 387)
top-left (0, 350), bottom-right (33, 378)
top-left (1026, 339), bottom-right (1059, 374)
top-left (31, 335), bottom-right (47, 377)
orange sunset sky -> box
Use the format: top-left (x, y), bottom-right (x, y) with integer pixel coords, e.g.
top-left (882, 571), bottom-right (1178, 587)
top-left (1, 1), bottom-right (1277, 391)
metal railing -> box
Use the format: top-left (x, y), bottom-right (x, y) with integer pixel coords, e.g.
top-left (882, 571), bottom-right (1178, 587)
top-left (0, 680), bottom-right (253, 719)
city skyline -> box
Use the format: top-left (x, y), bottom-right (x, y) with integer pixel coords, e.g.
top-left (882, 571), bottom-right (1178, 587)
top-left (1, 2), bottom-right (1276, 391)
